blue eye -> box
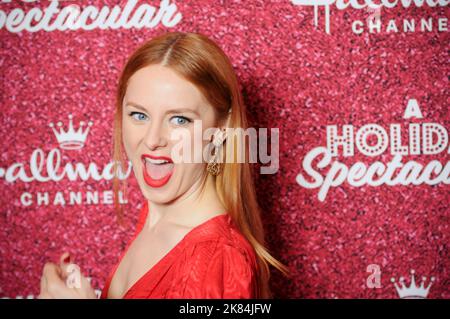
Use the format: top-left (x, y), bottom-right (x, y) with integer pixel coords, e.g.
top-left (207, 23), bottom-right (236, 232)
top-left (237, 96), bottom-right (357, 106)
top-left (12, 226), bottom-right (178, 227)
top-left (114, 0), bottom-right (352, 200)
top-left (129, 112), bottom-right (148, 121)
top-left (170, 116), bottom-right (192, 126)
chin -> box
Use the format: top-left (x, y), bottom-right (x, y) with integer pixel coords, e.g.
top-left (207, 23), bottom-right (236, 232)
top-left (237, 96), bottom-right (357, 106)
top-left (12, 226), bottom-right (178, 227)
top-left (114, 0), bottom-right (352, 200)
top-left (138, 177), bottom-right (177, 204)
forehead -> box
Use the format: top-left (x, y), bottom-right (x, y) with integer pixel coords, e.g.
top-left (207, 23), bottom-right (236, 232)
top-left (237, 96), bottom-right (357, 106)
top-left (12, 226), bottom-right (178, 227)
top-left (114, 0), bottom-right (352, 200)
top-left (124, 64), bottom-right (208, 112)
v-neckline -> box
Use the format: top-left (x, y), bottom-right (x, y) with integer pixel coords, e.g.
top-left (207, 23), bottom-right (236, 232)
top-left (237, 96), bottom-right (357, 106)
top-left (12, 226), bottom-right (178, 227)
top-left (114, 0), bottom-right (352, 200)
top-left (105, 202), bottom-right (228, 299)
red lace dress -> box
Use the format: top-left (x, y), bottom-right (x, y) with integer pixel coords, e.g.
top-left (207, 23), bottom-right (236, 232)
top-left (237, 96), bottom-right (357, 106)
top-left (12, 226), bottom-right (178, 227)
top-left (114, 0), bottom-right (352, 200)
top-left (100, 201), bottom-right (258, 298)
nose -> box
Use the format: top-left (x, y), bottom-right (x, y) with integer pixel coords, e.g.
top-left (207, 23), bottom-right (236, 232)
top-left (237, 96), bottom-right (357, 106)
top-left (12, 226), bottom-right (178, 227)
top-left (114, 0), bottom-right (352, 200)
top-left (144, 121), bottom-right (168, 150)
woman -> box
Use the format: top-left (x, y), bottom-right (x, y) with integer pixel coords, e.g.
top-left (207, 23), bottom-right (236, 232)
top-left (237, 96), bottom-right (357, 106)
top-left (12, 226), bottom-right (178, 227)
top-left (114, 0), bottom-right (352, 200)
top-left (38, 31), bottom-right (288, 299)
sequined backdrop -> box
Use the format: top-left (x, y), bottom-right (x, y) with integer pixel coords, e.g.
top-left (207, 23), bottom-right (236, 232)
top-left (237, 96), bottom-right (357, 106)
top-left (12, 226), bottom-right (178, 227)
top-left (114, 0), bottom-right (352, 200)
top-left (0, 0), bottom-right (448, 298)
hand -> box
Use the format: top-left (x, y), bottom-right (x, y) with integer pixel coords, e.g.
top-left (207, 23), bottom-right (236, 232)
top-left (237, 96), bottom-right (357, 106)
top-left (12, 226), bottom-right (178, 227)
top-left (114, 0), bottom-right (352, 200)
top-left (38, 252), bottom-right (97, 299)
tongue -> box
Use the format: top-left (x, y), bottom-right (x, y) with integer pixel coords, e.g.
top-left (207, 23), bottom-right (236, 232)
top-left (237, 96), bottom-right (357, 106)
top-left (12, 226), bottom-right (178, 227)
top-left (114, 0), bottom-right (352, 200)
top-left (145, 162), bottom-right (174, 180)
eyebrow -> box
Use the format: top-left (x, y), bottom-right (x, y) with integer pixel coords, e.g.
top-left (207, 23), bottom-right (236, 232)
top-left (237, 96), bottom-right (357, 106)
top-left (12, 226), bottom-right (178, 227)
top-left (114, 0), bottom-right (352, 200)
top-left (125, 101), bottom-right (200, 116)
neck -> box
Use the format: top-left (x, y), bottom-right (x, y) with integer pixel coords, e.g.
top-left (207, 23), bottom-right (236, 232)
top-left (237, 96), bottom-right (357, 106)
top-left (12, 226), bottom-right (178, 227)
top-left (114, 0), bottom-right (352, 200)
top-left (147, 172), bottom-right (225, 229)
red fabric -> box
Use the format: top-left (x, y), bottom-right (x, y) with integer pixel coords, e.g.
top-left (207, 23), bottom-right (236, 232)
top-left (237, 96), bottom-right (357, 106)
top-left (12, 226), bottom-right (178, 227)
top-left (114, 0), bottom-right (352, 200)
top-left (100, 201), bottom-right (258, 299)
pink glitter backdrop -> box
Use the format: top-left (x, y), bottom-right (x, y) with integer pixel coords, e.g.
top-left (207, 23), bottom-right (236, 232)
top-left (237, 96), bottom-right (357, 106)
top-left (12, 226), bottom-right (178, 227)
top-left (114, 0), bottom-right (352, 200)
top-left (0, 0), bottom-right (448, 298)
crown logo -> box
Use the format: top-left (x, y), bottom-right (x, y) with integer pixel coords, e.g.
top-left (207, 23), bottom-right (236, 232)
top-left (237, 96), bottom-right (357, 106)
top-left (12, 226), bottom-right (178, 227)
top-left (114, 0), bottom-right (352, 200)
top-left (49, 114), bottom-right (93, 150)
top-left (391, 269), bottom-right (435, 299)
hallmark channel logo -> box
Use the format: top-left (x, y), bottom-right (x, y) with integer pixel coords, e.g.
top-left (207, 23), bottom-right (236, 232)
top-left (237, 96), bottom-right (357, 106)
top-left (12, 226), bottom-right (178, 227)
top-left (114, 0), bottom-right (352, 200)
top-left (0, 114), bottom-right (131, 207)
top-left (366, 264), bottom-right (437, 298)
top-left (391, 269), bottom-right (435, 299)
top-left (49, 114), bottom-right (93, 150)
top-left (291, 0), bottom-right (449, 34)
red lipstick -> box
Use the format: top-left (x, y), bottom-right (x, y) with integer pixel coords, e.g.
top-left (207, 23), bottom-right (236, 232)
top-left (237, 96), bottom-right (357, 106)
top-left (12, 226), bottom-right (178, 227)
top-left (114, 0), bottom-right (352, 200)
top-left (141, 154), bottom-right (174, 188)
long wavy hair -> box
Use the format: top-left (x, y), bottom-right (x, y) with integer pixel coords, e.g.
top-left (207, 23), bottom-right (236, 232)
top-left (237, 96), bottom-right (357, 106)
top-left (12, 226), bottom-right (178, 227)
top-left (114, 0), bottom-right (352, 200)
top-left (112, 31), bottom-right (289, 298)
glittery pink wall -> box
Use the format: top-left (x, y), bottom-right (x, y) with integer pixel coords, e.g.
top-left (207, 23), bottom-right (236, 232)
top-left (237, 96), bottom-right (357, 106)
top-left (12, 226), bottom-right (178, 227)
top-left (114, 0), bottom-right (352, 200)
top-left (0, 1), bottom-right (448, 298)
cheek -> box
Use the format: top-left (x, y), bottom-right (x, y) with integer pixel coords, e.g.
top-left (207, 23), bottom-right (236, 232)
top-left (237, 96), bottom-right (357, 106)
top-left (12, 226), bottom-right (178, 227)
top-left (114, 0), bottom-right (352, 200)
top-left (176, 163), bottom-right (205, 185)
top-left (122, 121), bottom-right (142, 158)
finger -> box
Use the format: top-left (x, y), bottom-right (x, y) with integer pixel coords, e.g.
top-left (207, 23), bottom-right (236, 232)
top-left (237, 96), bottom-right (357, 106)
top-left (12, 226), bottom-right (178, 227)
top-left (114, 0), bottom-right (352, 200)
top-left (59, 262), bottom-right (70, 282)
top-left (42, 262), bottom-right (67, 296)
top-left (59, 252), bottom-right (74, 281)
top-left (43, 262), bottom-right (59, 279)
top-left (40, 263), bottom-right (56, 299)
top-left (59, 252), bottom-right (71, 265)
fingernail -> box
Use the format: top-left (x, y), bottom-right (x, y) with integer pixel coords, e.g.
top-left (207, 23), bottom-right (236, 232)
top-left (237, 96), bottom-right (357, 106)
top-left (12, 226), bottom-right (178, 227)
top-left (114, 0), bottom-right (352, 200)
top-left (63, 255), bottom-right (71, 263)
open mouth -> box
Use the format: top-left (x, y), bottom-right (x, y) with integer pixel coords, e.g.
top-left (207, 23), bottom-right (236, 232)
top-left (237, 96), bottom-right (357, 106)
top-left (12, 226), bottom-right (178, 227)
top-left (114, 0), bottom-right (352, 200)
top-left (141, 154), bottom-right (174, 188)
